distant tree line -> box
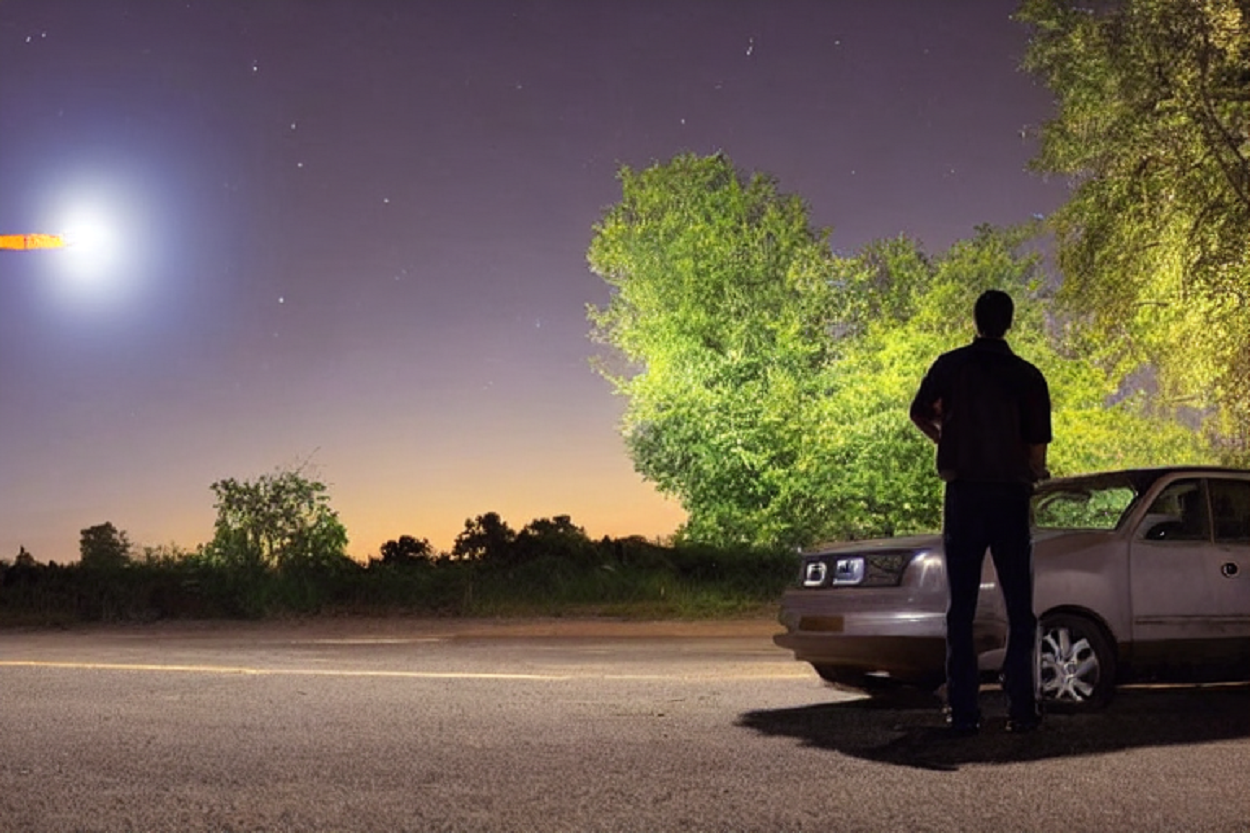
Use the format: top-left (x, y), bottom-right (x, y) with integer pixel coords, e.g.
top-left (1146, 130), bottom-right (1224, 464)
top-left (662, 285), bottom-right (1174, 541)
top-left (0, 468), bottom-right (793, 625)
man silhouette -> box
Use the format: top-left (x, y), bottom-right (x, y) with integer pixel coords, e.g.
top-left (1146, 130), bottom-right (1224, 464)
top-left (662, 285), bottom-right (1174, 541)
top-left (909, 289), bottom-right (1051, 734)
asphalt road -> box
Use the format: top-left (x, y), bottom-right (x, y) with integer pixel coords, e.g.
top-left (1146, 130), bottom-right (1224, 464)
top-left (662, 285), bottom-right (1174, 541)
top-left (1, 618), bottom-right (1246, 833)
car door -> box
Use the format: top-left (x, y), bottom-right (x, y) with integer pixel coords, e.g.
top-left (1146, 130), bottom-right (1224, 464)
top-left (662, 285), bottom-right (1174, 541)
top-left (1129, 475), bottom-right (1250, 668)
top-left (1206, 476), bottom-right (1250, 641)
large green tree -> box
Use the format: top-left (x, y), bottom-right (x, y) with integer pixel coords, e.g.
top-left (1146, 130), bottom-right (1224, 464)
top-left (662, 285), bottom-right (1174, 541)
top-left (589, 154), bottom-right (1213, 548)
top-left (588, 153), bottom-right (841, 546)
top-left (789, 224), bottom-right (1212, 544)
top-left (1017, 0), bottom-right (1250, 461)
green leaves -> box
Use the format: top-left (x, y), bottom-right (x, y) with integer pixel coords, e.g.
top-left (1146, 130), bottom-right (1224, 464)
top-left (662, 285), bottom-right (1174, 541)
top-left (206, 468), bottom-right (349, 572)
top-left (589, 154), bottom-right (1216, 548)
top-left (1018, 0), bottom-right (1250, 461)
top-left (589, 154), bottom-right (839, 547)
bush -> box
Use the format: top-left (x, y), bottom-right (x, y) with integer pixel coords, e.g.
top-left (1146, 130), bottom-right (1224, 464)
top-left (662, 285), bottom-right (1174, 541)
top-left (0, 534), bottom-right (795, 624)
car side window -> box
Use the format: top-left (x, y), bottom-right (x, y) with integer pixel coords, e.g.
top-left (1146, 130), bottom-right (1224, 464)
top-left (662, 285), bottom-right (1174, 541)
top-left (1208, 479), bottom-right (1250, 544)
top-left (1140, 479), bottom-right (1211, 542)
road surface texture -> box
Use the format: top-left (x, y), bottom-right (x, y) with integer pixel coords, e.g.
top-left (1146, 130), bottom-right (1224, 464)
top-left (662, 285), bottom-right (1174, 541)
top-left (1, 618), bottom-right (1246, 832)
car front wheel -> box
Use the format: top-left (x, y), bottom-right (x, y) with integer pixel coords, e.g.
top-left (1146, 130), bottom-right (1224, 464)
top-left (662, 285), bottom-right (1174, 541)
top-left (1038, 613), bottom-right (1116, 712)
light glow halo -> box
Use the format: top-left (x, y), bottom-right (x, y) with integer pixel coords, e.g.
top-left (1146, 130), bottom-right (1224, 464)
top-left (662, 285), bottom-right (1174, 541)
top-left (35, 172), bottom-right (151, 312)
top-left (58, 202), bottom-right (123, 282)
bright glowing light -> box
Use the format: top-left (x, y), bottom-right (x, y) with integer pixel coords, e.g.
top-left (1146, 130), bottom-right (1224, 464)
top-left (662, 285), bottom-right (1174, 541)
top-left (59, 204), bottom-right (123, 282)
top-left (34, 172), bottom-right (152, 313)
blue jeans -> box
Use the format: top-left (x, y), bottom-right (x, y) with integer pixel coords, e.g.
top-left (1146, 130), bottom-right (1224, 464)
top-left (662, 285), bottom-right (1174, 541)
top-left (943, 480), bottom-right (1038, 725)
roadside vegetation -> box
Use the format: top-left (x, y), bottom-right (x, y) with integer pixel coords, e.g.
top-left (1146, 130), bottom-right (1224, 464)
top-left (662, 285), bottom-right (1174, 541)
top-left (0, 470), bottom-right (795, 626)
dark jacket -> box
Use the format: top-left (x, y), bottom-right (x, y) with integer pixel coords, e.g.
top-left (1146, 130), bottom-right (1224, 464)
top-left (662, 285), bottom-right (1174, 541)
top-left (910, 337), bottom-right (1051, 484)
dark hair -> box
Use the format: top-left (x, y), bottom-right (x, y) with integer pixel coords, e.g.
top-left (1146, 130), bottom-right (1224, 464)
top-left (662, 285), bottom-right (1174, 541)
top-left (974, 290), bottom-right (1013, 338)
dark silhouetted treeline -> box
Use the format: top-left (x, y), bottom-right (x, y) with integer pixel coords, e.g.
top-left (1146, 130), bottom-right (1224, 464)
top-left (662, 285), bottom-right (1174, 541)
top-left (0, 513), bottom-right (797, 625)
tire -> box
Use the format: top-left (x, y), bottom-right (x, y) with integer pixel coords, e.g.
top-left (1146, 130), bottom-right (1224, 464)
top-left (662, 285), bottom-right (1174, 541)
top-left (1038, 613), bottom-right (1116, 712)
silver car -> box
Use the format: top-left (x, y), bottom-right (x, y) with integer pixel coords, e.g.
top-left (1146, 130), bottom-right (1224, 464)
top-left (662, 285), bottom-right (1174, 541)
top-left (773, 467), bottom-right (1250, 711)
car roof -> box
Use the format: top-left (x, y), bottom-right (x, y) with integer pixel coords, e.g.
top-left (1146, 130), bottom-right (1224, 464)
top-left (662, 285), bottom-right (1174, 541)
top-left (799, 468), bottom-right (1249, 553)
top-left (1042, 466), bottom-right (1250, 494)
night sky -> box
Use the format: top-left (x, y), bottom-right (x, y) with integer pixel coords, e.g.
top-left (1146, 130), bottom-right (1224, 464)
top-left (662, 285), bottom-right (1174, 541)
top-left (0, 1), bottom-right (1066, 563)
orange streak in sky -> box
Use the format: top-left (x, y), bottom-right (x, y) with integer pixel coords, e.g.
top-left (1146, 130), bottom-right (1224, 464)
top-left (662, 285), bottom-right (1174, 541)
top-left (0, 233), bottom-right (66, 250)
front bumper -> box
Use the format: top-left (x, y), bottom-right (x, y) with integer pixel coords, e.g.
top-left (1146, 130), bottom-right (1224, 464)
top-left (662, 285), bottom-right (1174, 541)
top-left (773, 608), bottom-right (948, 680)
top-left (774, 586), bottom-right (1006, 680)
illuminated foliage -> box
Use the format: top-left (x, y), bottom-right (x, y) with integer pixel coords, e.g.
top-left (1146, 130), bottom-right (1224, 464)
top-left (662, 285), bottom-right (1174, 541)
top-left (794, 224), bottom-right (1211, 543)
top-left (589, 154), bottom-right (840, 546)
top-left (206, 468), bottom-right (349, 572)
top-left (1018, 0), bottom-right (1250, 461)
top-left (589, 154), bottom-right (1214, 548)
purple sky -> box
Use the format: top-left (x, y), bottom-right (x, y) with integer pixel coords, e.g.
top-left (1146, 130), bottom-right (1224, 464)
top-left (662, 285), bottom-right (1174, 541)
top-left (0, 0), bottom-right (1066, 562)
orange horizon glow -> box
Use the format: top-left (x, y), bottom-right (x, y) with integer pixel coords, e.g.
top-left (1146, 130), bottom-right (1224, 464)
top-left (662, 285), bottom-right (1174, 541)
top-left (0, 233), bottom-right (66, 250)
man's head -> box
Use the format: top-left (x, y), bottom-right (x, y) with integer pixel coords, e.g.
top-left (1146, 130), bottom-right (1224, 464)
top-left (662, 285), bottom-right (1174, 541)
top-left (974, 290), bottom-right (1014, 339)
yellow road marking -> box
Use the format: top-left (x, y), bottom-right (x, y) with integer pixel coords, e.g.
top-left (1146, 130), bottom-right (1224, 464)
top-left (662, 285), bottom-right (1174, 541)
top-left (0, 661), bottom-right (571, 680)
top-left (0, 660), bottom-right (812, 681)
top-left (300, 638), bottom-right (443, 645)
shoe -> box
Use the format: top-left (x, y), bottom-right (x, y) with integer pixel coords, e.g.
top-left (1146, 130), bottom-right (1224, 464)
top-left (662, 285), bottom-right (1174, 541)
top-left (1005, 716), bottom-right (1042, 734)
top-left (945, 721), bottom-right (980, 737)
top-left (944, 713), bottom-right (981, 737)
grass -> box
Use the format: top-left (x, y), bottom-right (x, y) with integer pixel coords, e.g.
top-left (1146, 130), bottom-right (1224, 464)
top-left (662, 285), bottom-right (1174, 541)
top-left (0, 544), bottom-right (798, 626)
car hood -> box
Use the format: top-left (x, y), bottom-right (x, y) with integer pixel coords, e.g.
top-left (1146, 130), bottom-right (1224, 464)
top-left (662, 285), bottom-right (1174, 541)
top-left (801, 533), bottom-right (942, 556)
top-left (802, 528), bottom-right (1097, 557)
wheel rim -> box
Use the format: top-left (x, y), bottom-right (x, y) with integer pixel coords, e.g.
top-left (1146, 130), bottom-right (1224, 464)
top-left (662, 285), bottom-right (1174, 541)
top-left (1039, 624), bottom-right (1100, 703)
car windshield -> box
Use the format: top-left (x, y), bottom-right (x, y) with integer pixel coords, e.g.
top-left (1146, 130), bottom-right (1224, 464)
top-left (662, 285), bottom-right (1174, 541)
top-left (1032, 476), bottom-right (1141, 531)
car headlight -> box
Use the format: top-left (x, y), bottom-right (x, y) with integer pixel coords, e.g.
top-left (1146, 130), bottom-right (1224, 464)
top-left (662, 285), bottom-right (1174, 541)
top-left (799, 551), bottom-right (917, 588)
top-left (831, 557), bottom-right (865, 585)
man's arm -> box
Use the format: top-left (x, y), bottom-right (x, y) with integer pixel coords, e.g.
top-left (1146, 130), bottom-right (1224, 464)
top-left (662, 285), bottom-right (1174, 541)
top-left (1025, 367), bottom-right (1052, 481)
top-left (1028, 443), bottom-right (1049, 482)
top-left (910, 406), bottom-right (942, 444)
top-left (909, 360), bottom-right (945, 445)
